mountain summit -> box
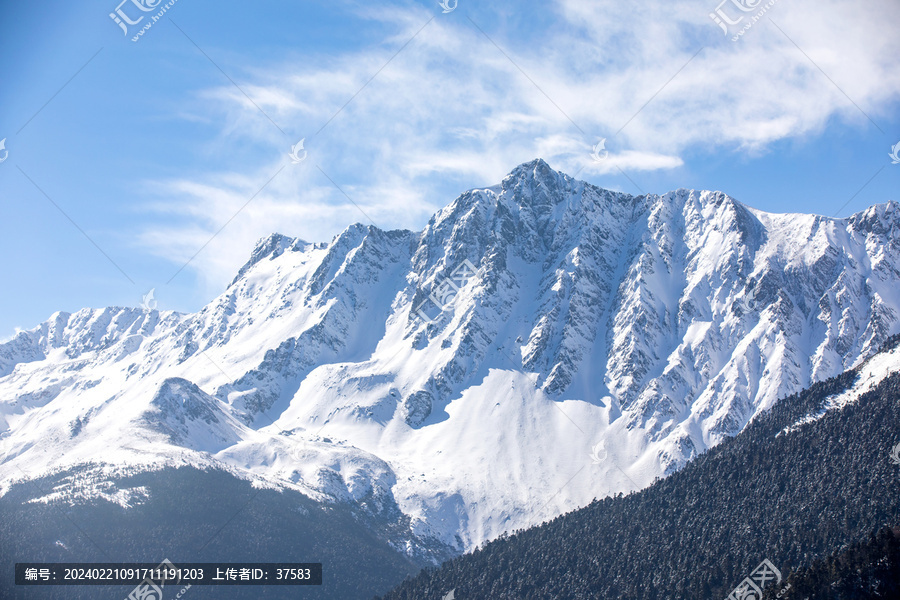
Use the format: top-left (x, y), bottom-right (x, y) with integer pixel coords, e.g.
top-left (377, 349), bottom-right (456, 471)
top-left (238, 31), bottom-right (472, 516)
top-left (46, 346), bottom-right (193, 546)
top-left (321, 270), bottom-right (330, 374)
top-left (2, 159), bottom-right (898, 552)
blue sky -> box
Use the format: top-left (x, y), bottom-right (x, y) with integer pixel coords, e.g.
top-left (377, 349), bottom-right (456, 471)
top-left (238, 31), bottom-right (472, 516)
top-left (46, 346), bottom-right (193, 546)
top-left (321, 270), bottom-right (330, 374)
top-left (1, 0), bottom-right (898, 339)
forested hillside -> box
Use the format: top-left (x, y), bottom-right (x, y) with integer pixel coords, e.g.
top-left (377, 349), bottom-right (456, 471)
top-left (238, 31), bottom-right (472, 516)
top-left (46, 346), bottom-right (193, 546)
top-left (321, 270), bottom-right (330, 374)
top-left (762, 525), bottom-right (900, 600)
top-left (378, 335), bottom-right (900, 600)
top-left (0, 467), bottom-right (433, 600)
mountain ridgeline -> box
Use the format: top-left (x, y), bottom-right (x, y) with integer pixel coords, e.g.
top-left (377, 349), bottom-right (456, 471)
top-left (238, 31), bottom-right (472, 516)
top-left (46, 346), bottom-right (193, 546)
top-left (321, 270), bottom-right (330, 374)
top-left (1, 160), bottom-right (899, 597)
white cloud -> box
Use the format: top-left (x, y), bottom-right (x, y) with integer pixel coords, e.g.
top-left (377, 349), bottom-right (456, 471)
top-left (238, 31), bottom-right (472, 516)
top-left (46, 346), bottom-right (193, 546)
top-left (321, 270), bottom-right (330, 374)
top-left (134, 0), bottom-right (900, 291)
top-left (583, 151), bottom-right (685, 176)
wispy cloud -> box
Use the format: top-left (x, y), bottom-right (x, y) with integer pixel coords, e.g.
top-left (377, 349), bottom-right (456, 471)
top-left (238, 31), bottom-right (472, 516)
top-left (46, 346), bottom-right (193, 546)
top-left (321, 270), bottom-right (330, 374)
top-left (134, 0), bottom-right (900, 290)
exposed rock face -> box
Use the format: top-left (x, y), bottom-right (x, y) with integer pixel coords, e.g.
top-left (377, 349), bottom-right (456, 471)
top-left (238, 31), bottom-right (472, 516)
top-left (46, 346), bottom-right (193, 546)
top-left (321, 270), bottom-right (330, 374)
top-left (2, 159), bottom-right (898, 552)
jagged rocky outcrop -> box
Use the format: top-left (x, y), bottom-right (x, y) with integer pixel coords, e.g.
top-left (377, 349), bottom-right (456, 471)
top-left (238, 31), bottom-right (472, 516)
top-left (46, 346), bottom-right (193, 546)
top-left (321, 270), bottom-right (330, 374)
top-left (1, 159), bottom-right (898, 553)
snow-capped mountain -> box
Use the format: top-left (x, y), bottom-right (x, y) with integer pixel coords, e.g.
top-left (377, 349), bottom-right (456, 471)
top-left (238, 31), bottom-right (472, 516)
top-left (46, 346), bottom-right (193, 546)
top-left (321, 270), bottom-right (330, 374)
top-left (1, 159), bottom-right (898, 554)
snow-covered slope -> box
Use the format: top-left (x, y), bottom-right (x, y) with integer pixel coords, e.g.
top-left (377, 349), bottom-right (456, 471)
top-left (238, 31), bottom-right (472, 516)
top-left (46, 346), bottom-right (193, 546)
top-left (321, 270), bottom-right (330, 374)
top-left (1, 159), bottom-right (899, 554)
top-left (779, 339), bottom-right (900, 436)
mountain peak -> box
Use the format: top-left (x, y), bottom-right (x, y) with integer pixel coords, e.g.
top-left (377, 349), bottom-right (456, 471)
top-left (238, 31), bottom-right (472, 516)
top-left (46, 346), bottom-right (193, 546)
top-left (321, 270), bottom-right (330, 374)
top-left (847, 200), bottom-right (900, 235)
top-left (492, 159), bottom-right (591, 228)
top-left (506, 157), bottom-right (554, 177)
top-left (231, 232), bottom-right (313, 286)
top-left (502, 158), bottom-right (574, 197)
